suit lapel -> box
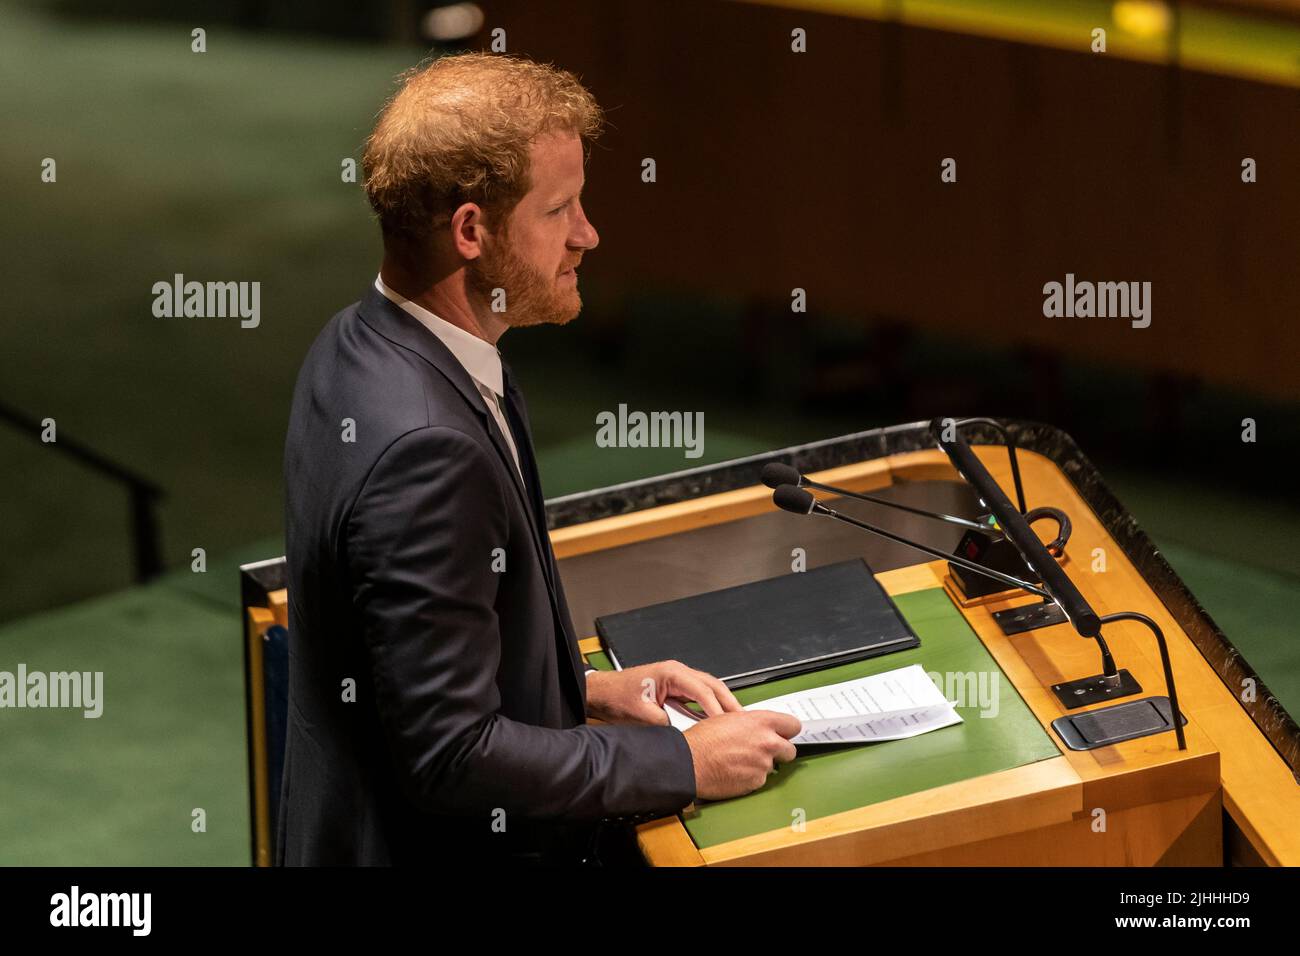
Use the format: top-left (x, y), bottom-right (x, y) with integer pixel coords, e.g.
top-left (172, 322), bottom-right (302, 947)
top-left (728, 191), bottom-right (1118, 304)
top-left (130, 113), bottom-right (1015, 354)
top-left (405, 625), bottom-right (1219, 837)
top-left (357, 286), bottom-right (542, 557)
top-left (357, 286), bottom-right (586, 717)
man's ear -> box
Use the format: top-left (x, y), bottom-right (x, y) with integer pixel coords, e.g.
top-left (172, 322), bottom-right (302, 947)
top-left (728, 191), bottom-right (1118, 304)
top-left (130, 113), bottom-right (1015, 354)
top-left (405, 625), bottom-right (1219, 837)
top-left (450, 202), bottom-right (486, 261)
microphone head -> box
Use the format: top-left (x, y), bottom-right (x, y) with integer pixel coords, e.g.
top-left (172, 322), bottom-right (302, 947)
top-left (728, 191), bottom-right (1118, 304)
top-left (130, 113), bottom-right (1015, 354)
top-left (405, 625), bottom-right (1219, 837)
top-left (773, 484), bottom-right (816, 515)
top-left (761, 462), bottom-right (802, 489)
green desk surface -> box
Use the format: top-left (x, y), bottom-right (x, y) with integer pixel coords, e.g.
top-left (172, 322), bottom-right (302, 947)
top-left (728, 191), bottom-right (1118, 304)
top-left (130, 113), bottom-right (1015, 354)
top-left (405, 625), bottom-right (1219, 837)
top-left (587, 586), bottom-right (1061, 849)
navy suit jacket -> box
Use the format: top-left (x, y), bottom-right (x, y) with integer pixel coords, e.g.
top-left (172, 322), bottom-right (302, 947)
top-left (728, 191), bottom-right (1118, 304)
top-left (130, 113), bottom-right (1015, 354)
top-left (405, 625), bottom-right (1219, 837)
top-left (277, 282), bottom-right (696, 865)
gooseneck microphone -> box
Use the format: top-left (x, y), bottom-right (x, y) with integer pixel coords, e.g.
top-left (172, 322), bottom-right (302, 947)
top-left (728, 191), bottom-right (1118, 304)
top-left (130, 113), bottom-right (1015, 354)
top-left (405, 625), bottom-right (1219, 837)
top-left (775, 481), bottom-right (1124, 708)
top-left (927, 418), bottom-right (1184, 751)
top-left (772, 483), bottom-right (1049, 598)
top-left (761, 462), bottom-right (998, 536)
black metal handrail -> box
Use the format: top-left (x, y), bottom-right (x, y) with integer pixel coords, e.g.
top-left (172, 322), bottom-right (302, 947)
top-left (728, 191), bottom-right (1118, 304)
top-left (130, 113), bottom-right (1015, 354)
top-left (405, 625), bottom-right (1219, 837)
top-left (0, 398), bottom-right (165, 582)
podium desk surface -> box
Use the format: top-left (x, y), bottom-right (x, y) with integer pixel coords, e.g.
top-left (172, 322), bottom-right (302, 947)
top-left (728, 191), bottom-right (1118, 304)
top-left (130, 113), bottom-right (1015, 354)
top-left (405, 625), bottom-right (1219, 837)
top-left (583, 556), bottom-right (1220, 866)
top-left (566, 441), bottom-right (1256, 865)
top-left (587, 583), bottom-right (1061, 849)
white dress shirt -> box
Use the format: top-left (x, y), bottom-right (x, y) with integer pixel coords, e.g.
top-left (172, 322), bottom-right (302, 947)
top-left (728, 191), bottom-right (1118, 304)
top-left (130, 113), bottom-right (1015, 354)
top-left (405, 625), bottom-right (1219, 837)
top-left (374, 274), bottom-right (523, 483)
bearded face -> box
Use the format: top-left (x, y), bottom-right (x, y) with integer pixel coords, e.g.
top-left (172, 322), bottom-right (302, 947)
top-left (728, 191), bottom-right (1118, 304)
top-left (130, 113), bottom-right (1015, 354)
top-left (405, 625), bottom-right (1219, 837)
top-left (466, 217), bottom-right (583, 330)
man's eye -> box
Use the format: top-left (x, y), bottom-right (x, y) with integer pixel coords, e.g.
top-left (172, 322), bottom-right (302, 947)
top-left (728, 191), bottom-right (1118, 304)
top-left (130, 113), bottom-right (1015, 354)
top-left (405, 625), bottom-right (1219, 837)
top-left (550, 205), bottom-right (566, 215)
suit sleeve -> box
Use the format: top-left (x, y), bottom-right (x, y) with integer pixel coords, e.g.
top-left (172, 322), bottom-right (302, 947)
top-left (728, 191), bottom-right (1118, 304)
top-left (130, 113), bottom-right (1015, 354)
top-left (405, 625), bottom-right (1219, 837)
top-left (346, 425), bottom-right (697, 821)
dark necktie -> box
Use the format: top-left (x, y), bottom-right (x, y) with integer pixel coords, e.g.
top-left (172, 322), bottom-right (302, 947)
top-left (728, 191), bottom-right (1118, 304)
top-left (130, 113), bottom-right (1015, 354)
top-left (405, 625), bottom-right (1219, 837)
top-left (499, 365), bottom-right (553, 586)
top-left (500, 364), bottom-right (587, 703)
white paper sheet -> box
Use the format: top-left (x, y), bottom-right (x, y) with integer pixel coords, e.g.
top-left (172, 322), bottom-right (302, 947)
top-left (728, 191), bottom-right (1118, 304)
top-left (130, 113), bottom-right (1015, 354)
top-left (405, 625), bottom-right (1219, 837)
top-left (662, 664), bottom-right (962, 744)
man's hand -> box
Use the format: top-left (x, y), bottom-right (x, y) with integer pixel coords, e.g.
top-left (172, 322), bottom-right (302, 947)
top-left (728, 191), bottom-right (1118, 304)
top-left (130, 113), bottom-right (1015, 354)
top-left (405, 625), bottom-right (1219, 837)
top-left (684, 710), bottom-right (802, 800)
top-left (586, 659), bottom-right (743, 726)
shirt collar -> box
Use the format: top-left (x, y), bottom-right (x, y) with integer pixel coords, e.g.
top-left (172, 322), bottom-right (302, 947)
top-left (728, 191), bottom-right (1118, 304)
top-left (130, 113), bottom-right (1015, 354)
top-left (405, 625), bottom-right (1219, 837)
top-left (374, 274), bottom-right (505, 398)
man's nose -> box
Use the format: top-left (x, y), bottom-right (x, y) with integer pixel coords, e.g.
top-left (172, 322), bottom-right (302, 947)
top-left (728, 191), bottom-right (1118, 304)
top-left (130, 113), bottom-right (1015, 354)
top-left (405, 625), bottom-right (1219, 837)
top-left (572, 202), bottom-right (599, 250)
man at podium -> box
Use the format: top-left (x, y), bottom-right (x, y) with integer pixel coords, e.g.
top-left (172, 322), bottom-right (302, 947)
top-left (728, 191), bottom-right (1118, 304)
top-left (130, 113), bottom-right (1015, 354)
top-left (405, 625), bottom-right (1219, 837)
top-left (278, 52), bottom-right (800, 866)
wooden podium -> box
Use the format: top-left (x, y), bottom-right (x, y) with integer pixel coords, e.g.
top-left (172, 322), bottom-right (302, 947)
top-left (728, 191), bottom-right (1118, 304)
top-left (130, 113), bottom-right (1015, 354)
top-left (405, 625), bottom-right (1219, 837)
top-left (549, 425), bottom-right (1300, 866)
top-left (241, 420), bottom-right (1300, 866)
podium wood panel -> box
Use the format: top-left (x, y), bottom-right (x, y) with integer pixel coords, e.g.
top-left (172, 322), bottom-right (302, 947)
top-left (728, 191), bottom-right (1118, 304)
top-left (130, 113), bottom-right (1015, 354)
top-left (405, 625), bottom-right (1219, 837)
top-left (564, 445), bottom-right (1295, 864)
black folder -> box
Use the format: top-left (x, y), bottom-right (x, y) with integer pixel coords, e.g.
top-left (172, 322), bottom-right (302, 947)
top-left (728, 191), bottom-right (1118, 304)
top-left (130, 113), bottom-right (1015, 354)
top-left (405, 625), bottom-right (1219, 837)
top-left (594, 558), bottom-right (920, 689)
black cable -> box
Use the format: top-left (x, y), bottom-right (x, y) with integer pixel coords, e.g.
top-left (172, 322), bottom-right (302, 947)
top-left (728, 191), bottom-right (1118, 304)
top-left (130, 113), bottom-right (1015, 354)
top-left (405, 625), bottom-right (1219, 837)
top-left (1097, 611), bottom-right (1187, 751)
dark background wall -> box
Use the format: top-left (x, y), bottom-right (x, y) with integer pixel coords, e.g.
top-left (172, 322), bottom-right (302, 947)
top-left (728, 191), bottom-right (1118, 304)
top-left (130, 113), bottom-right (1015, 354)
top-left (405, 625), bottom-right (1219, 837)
top-left (2, 0), bottom-right (1297, 608)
